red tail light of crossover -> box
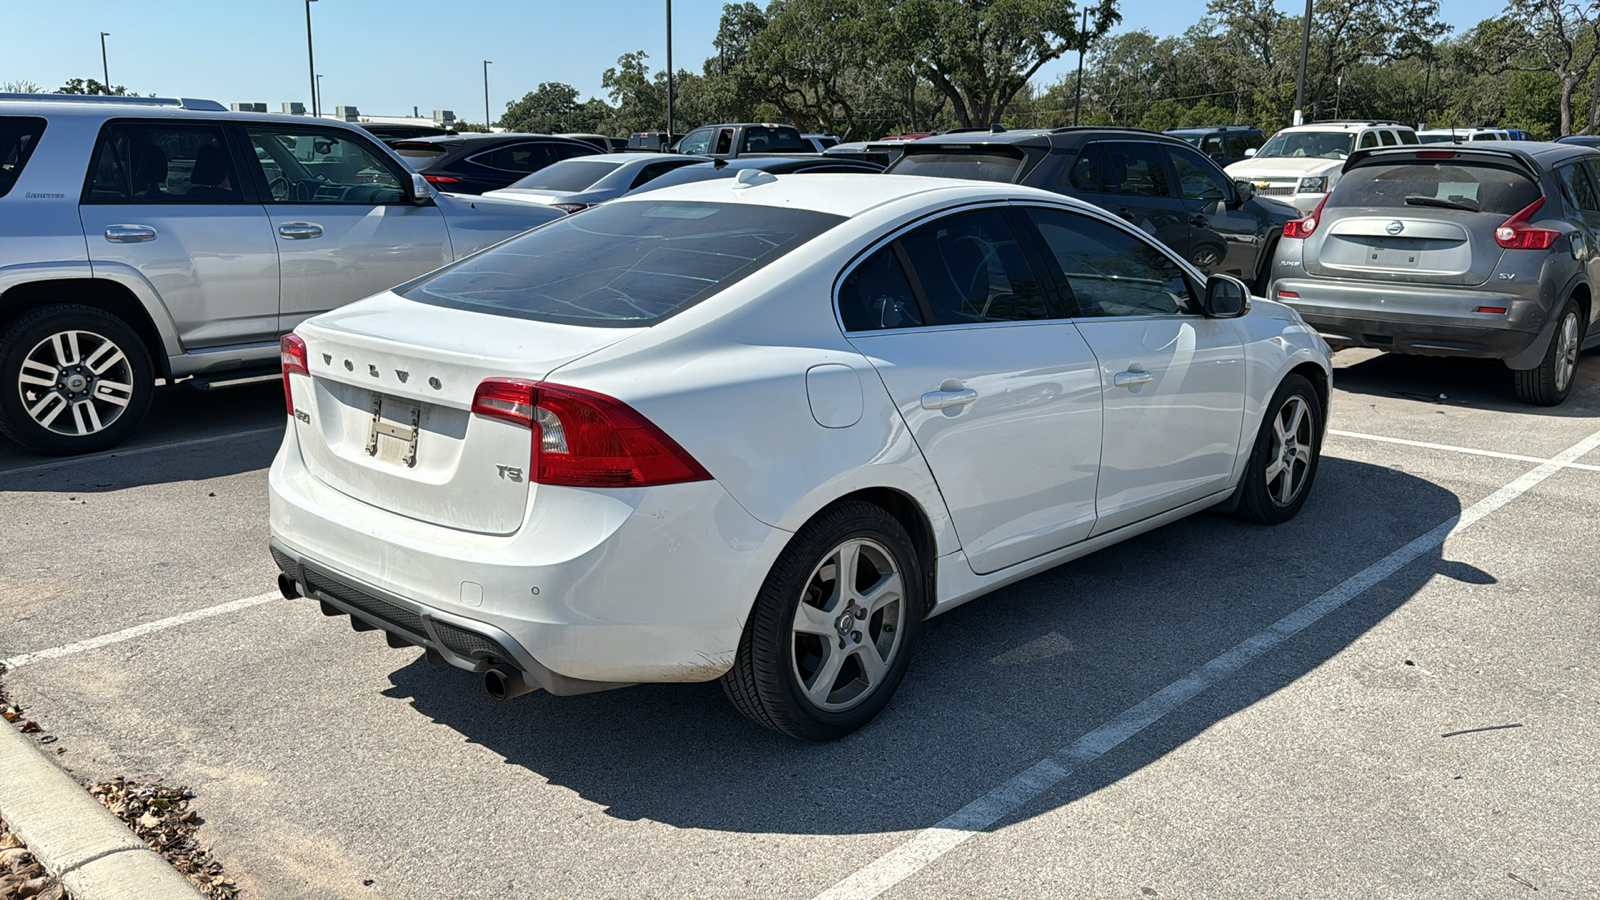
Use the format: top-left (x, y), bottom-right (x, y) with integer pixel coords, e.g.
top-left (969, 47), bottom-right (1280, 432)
top-left (1283, 194), bottom-right (1330, 240)
top-left (1495, 197), bottom-right (1560, 250)
top-left (280, 334), bottom-right (308, 415)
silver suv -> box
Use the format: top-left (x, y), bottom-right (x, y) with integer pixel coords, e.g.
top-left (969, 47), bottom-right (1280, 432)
top-left (1270, 142), bottom-right (1599, 405)
top-left (0, 95), bottom-right (565, 454)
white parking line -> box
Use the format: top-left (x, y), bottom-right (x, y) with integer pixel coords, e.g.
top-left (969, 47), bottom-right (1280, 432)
top-left (813, 426), bottom-right (1600, 900)
top-left (0, 426), bottom-right (282, 478)
top-left (0, 593), bottom-right (280, 671)
top-left (1329, 429), bottom-right (1600, 472)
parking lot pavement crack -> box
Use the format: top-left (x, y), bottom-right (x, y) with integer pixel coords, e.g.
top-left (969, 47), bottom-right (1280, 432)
top-left (811, 425), bottom-right (1600, 900)
top-left (1, 593), bottom-right (280, 671)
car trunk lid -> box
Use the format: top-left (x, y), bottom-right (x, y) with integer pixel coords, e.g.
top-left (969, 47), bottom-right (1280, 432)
top-left (289, 294), bottom-right (638, 534)
top-left (1302, 211), bottom-right (1505, 285)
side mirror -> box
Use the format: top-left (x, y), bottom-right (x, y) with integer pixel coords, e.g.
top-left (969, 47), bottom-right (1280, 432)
top-left (1233, 179), bottom-right (1255, 203)
top-left (1203, 273), bottom-right (1250, 318)
top-left (410, 173), bottom-right (434, 204)
top-left (1244, 147), bottom-right (1258, 157)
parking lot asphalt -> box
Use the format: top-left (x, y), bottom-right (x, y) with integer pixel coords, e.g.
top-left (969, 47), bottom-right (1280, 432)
top-left (1, 351), bottom-right (1597, 899)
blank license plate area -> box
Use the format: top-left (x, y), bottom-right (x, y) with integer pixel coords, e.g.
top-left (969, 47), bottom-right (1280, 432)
top-left (1363, 238), bottom-right (1423, 268)
top-left (365, 394), bottom-right (421, 468)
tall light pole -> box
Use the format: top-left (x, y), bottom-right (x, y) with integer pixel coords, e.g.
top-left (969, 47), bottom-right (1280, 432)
top-left (99, 32), bottom-right (111, 93)
top-left (315, 74), bottom-right (324, 118)
top-left (1293, 0), bottom-right (1311, 126)
top-left (483, 60), bottom-right (493, 130)
top-left (665, 0), bottom-right (674, 139)
top-left (305, 0), bottom-right (318, 117)
top-left (1072, 8), bottom-right (1088, 126)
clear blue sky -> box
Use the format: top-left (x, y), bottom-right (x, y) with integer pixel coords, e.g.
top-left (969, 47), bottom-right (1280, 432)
top-left (5, 1), bottom-right (1511, 122)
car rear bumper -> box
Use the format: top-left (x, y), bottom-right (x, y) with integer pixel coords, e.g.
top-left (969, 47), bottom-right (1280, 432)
top-left (267, 428), bottom-right (789, 691)
top-left (1272, 278), bottom-right (1547, 361)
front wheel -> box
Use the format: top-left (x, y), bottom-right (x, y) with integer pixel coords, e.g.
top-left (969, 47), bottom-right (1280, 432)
top-left (1235, 374), bottom-right (1323, 525)
top-left (721, 501), bottom-right (924, 740)
top-left (1512, 299), bottom-right (1582, 406)
top-left (0, 304), bottom-right (154, 455)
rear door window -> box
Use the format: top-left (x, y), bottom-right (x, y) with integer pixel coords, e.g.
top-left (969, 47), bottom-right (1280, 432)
top-left (1359, 132), bottom-right (1380, 150)
top-left (1379, 130), bottom-right (1399, 147)
top-left (1330, 160), bottom-right (1541, 214)
top-left (1559, 163), bottom-right (1600, 212)
top-left (402, 200), bottom-right (844, 326)
top-left (0, 116), bottom-right (46, 199)
top-left (837, 246), bottom-right (925, 331)
top-left (1399, 130), bottom-right (1420, 145)
top-left (889, 148), bottom-right (1026, 183)
top-left (1057, 145), bottom-right (1104, 192)
top-left (1100, 142), bottom-right (1173, 198)
top-left (473, 142), bottom-right (558, 173)
top-left (894, 208), bottom-right (1051, 324)
top-left (83, 121), bottom-right (244, 204)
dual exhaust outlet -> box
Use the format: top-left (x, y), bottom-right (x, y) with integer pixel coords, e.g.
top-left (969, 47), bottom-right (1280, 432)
top-left (280, 573), bottom-right (539, 701)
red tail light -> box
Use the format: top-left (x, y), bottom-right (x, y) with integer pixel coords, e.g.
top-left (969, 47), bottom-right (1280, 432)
top-left (1277, 290), bottom-right (1299, 299)
top-left (280, 334), bottom-right (308, 415)
top-left (423, 174), bottom-right (460, 185)
top-left (1495, 196), bottom-right (1560, 250)
top-left (1416, 150), bottom-right (1457, 159)
top-left (1283, 194), bottom-right (1330, 240)
top-left (551, 202), bottom-right (590, 214)
top-left (471, 379), bottom-right (711, 488)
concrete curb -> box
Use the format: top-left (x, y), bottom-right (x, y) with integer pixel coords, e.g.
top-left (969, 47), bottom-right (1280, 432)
top-left (0, 721), bottom-right (204, 900)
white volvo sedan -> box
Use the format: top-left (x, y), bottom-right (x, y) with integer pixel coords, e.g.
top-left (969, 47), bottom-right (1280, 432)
top-left (269, 173), bottom-right (1332, 740)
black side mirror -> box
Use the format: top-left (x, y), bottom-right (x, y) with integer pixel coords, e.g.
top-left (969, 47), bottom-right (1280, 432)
top-left (1203, 273), bottom-right (1250, 318)
top-left (1232, 179), bottom-right (1255, 203)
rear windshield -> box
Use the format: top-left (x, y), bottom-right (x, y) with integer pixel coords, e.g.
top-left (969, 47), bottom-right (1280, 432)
top-left (402, 200), bottom-right (845, 326)
top-left (0, 116), bottom-right (47, 199)
top-left (508, 160), bottom-right (623, 192)
top-left (393, 143), bottom-right (451, 161)
top-left (1329, 160), bottom-right (1540, 214)
top-left (889, 149), bottom-right (1025, 183)
top-left (741, 126), bottom-right (810, 153)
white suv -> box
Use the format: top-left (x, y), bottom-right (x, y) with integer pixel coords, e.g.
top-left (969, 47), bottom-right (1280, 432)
top-left (1225, 121), bottom-right (1419, 215)
top-left (0, 94), bottom-right (565, 455)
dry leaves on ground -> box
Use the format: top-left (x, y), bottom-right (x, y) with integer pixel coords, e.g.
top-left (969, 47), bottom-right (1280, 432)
top-left (0, 818), bottom-right (70, 900)
top-left (87, 778), bottom-right (238, 900)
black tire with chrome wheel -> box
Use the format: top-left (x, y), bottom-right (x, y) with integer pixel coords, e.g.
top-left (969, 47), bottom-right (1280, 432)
top-left (722, 501), bottom-right (924, 740)
top-left (1235, 374), bottom-right (1323, 525)
top-left (1512, 299), bottom-right (1583, 407)
top-left (0, 304), bottom-right (154, 455)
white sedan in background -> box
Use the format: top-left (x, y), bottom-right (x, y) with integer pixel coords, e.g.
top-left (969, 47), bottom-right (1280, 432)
top-left (269, 173), bottom-right (1332, 740)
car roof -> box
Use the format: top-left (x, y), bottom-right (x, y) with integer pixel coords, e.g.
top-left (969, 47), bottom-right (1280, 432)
top-left (1277, 121), bottom-right (1414, 133)
top-left (0, 94), bottom-right (380, 130)
top-left (560, 152), bottom-right (702, 164)
top-left (1349, 141), bottom-right (1596, 169)
top-left (904, 126), bottom-right (1179, 150)
top-left (607, 172), bottom-right (1078, 219)
top-left (1165, 126), bottom-right (1261, 134)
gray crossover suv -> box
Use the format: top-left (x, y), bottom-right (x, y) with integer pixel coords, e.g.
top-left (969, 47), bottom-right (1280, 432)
top-left (1271, 142), bottom-right (1600, 405)
top-left (0, 94), bottom-right (566, 454)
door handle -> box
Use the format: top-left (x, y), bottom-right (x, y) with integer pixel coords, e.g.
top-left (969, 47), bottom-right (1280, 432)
top-left (1190, 215), bottom-right (1209, 227)
top-left (1113, 369), bottom-right (1154, 388)
top-left (920, 388), bottom-right (979, 410)
top-left (278, 222), bottom-right (323, 239)
top-left (104, 224), bottom-right (156, 243)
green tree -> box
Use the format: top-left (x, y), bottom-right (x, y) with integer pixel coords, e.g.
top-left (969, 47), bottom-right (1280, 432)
top-left (57, 77), bottom-right (128, 96)
top-left (499, 82), bottom-right (603, 133)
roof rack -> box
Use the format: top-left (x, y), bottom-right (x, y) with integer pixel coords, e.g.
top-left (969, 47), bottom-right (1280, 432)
top-left (1166, 124), bottom-right (1260, 131)
top-left (0, 93), bottom-right (227, 111)
top-left (1049, 125), bottom-right (1164, 136)
top-left (1309, 119), bottom-right (1407, 127)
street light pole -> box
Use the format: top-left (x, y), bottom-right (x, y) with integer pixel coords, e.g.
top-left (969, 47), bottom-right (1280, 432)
top-left (1073, 8), bottom-right (1088, 126)
top-left (1293, 0), bottom-right (1311, 126)
top-left (305, 0), bottom-right (318, 117)
top-left (666, 0), bottom-right (674, 139)
top-left (99, 32), bottom-right (111, 93)
top-left (483, 60), bottom-right (493, 130)
top-left (315, 74), bottom-right (324, 118)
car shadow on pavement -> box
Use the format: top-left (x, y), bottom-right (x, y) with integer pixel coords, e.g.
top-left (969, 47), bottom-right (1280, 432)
top-left (382, 457), bottom-right (1479, 837)
top-left (1332, 348), bottom-right (1600, 414)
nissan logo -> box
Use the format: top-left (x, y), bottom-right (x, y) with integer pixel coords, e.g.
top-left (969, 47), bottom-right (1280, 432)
top-left (1386, 220), bottom-right (1405, 235)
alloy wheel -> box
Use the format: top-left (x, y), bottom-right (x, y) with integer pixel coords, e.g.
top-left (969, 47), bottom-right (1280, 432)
top-left (17, 329), bottom-right (136, 437)
top-left (789, 538), bottom-right (906, 712)
top-left (1554, 311), bottom-right (1580, 393)
top-left (1264, 395), bottom-right (1313, 507)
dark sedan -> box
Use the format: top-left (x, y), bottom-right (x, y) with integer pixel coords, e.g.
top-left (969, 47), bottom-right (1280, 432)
top-left (392, 133), bottom-right (600, 194)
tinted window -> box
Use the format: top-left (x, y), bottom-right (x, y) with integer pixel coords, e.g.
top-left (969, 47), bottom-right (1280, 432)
top-left (85, 122), bottom-right (242, 203)
top-left (245, 127), bottom-right (403, 204)
top-left (1100, 142), bottom-right (1171, 198)
top-left (838, 246), bottom-right (924, 331)
top-left (1225, 135), bottom-right (1249, 159)
top-left (1379, 130), bottom-right (1399, 146)
top-left (1358, 132), bottom-right (1379, 149)
top-left (896, 208), bottom-right (1050, 324)
top-left (1026, 207), bottom-right (1198, 317)
top-left (1329, 161), bottom-right (1540, 215)
top-left (740, 126), bottom-right (809, 154)
top-left (890, 149), bottom-right (1024, 183)
top-left (1059, 146), bottom-right (1102, 191)
top-left (629, 159), bottom-right (697, 189)
top-left (1168, 146), bottom-right (1230, 201)
top-left (508, 159), bottom-right (622, 192)
top-left (402, 201), bottom-right (844, 326)
top-left (1558, 164), bottom-right (1600, 213)
top-left (1201, 135), bottom-right (1224, 156)
top-left (474, 142), bottom-right (557, 173)
top-left (0, 116), bottom-right (46, 199)
top-left (714, 129), bottom-right (735, 155)
top-left (1399, 130), bottom-right (1420, 145)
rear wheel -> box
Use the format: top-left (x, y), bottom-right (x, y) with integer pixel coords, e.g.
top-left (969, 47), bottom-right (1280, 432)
top-left (0, 304), bottom-right (154, 455)
top-left (1235, 374), bottom-right (1323, 525)
top-left (721, 501), bottom-right (923, 740)
top-left (1512, 299), bottom-right (1582, 406)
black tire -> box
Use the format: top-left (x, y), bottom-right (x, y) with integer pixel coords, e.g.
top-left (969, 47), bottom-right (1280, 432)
top-left (1190, 243), bottom-right (1225, 271)
top-left (1235, 374), bottom-right (1323, 525)
top-left (1512, 299), bottom-right (1583, 406)
top-left (0, 304), bottom-right (154, 455)
top-left (721, 501), bottom-right (925, 740)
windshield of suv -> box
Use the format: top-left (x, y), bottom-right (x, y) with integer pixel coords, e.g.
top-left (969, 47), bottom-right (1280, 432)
top-left (402, 201), bottom-right (845, 326)
top-left (888, 148), bottom-right (1026, 182)
top-left (1327, 161), bottom-right (1539, 214)
top-left (1256, 131), bottom-right (1355, 160)
top-left (506, 159), bottom-right (623, 192)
